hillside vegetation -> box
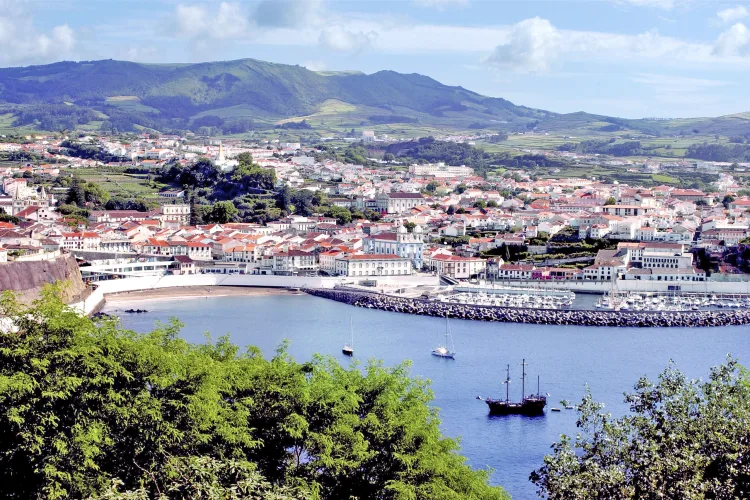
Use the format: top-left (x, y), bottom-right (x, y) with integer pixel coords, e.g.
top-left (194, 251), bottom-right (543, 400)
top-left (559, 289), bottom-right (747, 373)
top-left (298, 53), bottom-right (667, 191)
top-left (0, 58), bottom-right (549, 134)
top-left (0, 286), bottom-right (509, 500)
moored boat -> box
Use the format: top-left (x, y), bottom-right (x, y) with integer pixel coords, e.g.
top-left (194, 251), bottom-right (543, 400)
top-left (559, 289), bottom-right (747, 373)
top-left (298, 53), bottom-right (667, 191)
top-left (342, 317), bottom-right (354, 356)
top-left (480, 359), bottom-right (547, 416)
top-left (431, 317), bottom-right (456, 359)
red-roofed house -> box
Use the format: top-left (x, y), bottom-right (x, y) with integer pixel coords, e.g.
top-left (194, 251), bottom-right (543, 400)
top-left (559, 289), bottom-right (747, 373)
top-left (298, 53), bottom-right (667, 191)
top-left (61, 231), bottom-right (101, 251)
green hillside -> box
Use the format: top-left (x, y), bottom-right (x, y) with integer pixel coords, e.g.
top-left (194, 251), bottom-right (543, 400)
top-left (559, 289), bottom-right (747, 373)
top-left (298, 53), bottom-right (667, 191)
top-left (1, 57), bottom-right (750, 138)
top-left (0, 58), bottom-right (550, 134)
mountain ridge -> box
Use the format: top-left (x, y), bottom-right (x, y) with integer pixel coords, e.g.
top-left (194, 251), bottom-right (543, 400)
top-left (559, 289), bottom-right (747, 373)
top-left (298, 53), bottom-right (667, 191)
top-left (0, 57), bottom-right (748, 137)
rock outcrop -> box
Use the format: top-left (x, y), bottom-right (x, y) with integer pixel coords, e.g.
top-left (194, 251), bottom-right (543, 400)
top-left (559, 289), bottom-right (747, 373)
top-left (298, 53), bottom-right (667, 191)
top-left (0, 254), bottom-right (86, 304)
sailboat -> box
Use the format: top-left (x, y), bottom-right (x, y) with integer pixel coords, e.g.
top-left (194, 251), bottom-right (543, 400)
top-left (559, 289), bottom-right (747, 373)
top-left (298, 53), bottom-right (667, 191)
top-left (479, 359), bottom-right (547, 416)
top-left (431, 317), bottom-right (456, 359)
top-left (342, 317), bottom-right (354, 356)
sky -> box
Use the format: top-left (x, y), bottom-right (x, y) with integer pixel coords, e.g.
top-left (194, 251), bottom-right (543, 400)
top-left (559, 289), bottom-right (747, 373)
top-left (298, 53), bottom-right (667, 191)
top-left (3, 0), bottom-right (750, 119)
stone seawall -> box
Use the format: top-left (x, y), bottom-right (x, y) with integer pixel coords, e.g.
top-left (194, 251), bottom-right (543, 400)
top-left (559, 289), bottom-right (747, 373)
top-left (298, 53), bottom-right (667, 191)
top-left (0, 253), bottom-right (86, 304)
top-left (304, 288), bottom-right (750, 328)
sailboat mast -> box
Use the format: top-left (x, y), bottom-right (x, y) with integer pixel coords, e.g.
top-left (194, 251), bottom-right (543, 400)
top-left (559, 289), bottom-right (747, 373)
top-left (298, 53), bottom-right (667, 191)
top-left (537, 375), bottom-right (540, 397)
top-left (506, 364), bottom-right (510, 402)
top-left (350, 317), bottom-right (354, 347)
top-left (445, 317), bottom-right (449, 345)
top-left (521, 358), bottom-right (526, 400)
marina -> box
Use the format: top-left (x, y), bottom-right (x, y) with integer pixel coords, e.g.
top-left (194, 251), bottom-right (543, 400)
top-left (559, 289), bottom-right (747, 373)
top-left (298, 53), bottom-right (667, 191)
top-left (595, 290), bottom-right (750, 311)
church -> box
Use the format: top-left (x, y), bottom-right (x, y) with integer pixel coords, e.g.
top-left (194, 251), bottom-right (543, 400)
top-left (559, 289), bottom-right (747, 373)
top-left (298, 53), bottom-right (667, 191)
top-left (365, 224), bottom-right (425, 269)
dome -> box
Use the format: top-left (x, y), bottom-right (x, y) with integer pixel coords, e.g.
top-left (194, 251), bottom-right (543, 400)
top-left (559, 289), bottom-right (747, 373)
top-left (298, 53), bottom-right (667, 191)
top-left (397, 225), bottom-right (408, 234)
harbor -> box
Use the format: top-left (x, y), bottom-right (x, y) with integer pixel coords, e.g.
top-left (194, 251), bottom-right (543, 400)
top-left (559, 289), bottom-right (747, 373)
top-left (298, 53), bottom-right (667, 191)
top-left (103, 292), bottom-right (750, 499)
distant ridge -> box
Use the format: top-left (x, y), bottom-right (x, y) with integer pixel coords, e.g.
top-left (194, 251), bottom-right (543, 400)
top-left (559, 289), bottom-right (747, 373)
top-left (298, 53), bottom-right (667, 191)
top-left (0, 57), bottom-right (749, 136)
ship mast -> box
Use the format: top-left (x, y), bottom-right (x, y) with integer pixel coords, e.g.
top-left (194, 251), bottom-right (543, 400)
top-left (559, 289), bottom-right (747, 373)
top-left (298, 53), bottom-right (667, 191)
top-left (504, 364), bottom-right (511, 402)
top-left (521, 358), bottom-right (526, 401)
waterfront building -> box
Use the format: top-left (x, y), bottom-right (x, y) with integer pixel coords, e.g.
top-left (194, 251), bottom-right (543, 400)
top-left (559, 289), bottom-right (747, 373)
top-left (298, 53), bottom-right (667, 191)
top-left (272, 250), bottom-right (317, 274)
top-left (365, 224), bottom-right (424, 268)
top-left (334, 254), bottom-right (411, 277)
top-left (431, 254), bottom-right (486, 279)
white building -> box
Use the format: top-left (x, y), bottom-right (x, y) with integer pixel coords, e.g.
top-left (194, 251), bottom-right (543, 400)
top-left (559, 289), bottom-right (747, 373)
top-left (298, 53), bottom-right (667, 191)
top-left (334, 254), bottom-right (411, 277)
top-left (408, 163), bottom-right (474, 178)
top-left (365, 224), bottom-right (424, 268)
top-left (376, 192), bottom-right (424, 214)
top-left (161, 204), bottom-right (190, 226)
top-left (431, 254), bottom-right (486, 279)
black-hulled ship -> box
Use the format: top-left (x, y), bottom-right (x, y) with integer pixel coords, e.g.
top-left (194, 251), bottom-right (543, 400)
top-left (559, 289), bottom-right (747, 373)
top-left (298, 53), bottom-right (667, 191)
top-left (479, 359), bottom-right (547, 416)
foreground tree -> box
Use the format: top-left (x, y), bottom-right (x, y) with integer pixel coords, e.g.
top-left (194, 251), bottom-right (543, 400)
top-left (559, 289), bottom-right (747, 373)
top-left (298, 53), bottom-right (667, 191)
top-left (531, 359), bottom-right (750, 499)
top-left (0, 286), bottom-right (508, 500)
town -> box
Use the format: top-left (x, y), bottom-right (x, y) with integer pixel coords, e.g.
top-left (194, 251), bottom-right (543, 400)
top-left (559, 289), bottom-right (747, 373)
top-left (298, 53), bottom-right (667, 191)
top-left (2, 130), bottom-right (750, 300)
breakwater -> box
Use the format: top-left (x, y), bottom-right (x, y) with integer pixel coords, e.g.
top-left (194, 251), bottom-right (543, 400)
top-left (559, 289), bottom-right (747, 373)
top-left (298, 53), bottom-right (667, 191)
top-left (304, 288), bottom-right (750, 327)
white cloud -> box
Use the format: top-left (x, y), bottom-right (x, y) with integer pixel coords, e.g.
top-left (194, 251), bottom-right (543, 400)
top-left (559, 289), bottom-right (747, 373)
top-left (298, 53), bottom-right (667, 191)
top-left (319, 26), bottom-right (377, 53)
top-left (303, 60), bottom-right (326, 72)
top-left (484, 18), bottom-right (561, 73)
top-left (480, 16), bottom-right (750, 73)
top-left (612, 0), bottom-right (677, 9)
top-left (0, 1), bottom-right (75, 64)
top-left (713, 22), bottom-right (750, 56)
top-left (414, 0), bottom-right (469, 9)
top-left (253, 0), bottom-right (324, 28)
top-left (717, 6), bottom-right (749, 25)
top-left (175, 2), bottom-right (251, 39)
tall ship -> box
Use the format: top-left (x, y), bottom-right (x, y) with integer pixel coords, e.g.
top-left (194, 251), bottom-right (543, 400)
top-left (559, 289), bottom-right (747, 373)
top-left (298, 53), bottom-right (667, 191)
top-left (479, 359), bottom-right (547, 416)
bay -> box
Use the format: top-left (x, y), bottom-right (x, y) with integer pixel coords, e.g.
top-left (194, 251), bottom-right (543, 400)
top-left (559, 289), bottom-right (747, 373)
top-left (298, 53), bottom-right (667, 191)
top-left (104, 294), bottom-right (750, 499)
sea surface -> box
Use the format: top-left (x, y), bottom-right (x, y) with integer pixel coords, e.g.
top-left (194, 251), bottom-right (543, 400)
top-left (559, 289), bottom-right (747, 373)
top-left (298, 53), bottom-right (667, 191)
top-left (103, 294), bottom-right (750, 499)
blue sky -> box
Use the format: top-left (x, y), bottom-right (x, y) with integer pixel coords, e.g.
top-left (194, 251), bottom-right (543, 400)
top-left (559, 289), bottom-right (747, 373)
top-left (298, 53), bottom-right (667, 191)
top-left (4, 0), bottom-right (750, 119)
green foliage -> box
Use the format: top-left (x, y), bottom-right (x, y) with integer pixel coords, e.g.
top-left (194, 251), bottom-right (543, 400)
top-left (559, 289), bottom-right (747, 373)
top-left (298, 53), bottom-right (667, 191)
top-left (363, 209), bottom-right (381, 222)
top-left (531, 359), bottom-right (750, 499)
top-left (13, 105), bottom-right (100, 131)
top-left (686, 142), bottom-right (750, 162)
top-left (57, 203), bottom-right (91, 218)
top-left (58, 140), bottom-right (127, 163)
top-left (205, 200), bottom-right (238, 223)
top-left (0, 209), bottom-right (21, 224)
top-left (66, 178), bottom-right (111, 208)
top-left (230, 153), bottom-right (277, 193)
top-left (0, 287), bottom-right (508, 500)
top-left (92, 456), bottom-right (309, 500)
top-left (189, 196), bottom-right (203, 226)
top-left (324, 205), bottom-right (352, 225)
top-left (605, 196), bottom-right (616, 205)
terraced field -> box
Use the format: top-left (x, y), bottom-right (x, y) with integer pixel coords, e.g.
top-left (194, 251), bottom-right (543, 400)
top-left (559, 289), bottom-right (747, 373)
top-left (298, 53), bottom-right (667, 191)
top-left (71, 168), bottom-right (164, 198)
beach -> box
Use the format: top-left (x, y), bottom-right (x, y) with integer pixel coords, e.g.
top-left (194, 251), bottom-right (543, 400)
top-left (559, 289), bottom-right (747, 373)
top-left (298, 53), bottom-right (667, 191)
top-left (104, 286), bottom-right (296, 303)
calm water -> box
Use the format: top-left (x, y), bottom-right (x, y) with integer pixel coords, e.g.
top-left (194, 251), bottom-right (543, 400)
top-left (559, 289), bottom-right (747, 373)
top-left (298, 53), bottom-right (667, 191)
top-left (104, 294), bottom-right (750, 499)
